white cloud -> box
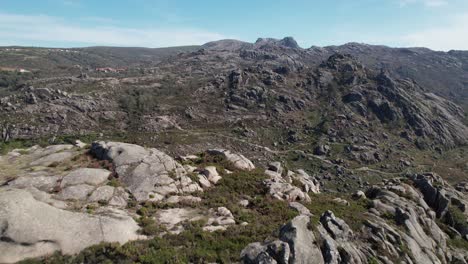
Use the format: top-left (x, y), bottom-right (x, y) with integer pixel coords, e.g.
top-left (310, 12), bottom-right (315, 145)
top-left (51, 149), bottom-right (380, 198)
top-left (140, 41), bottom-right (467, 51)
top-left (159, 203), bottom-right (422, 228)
top-left (0, 13), bottom-right (228, 47)
top-left (401, 13), bottom-right (468, 51)
top-left (399, 0), bottom-right (448, 7)
top-left (425, 0), bottom-right (448, 6)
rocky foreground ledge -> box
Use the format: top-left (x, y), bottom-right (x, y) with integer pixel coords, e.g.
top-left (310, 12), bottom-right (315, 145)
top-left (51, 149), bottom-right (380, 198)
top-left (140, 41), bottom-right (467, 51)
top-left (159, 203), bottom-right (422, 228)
top-left (0, 141), bottom-right (467, 263)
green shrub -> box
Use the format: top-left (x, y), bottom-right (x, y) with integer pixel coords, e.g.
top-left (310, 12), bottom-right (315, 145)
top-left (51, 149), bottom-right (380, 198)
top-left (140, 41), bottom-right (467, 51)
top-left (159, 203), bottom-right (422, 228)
top-left (138, 217), bottom-right (164, 236)
top-left (0, 139), bottom-right (35, 155)
top-left (306, 193), bottom-right (369, 231)
top-left (448, 237), bottom-right (468, 251)
top-left (291, 177), bottom-right (304, 188)
top-left (107, 178), bottom-right (122, 187)
top-left (368, 257), bottom-right (379, 264)
top-left (446, 205), bottom-right (468, 239)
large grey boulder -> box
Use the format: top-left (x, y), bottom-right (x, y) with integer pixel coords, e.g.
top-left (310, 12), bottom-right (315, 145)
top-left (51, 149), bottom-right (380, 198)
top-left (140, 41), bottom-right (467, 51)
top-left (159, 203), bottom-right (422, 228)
top-left (314, 144), bottom-right (330, 156)
top-left (204, 207), bottom-right (236, 232)
top-left (241, 215), bottom-right (323, 264)
top-left (56, 184), bottom-right (95, 201)
top-left (318, 211), bottom-right (367, 264)
top-left (32, 144), bottom-right (74, 157)
top-left (8, 175), bottom-right (60, 192)
top-left (0, 188), bottom-right (143, 263)
top-left (267, 181), bottom-right (311, 203)
top-left (25, 144), bottom-right (76, 167)
top-left (201, 166), bottom-right (222, 184)
top-left (90, 141), bottom-right (201, 201)
top-left (279, 215), bottom-right (324, 264)
top-left (411, 173), bottom-right (450, 218)
top-left (61, 168), bottom-right (111, 187)
top-left (206, 149), bottom-right (255, 171)
top-left (268, 162), bottom-right (283, 175)
top-left (241, 241), bottom-right (290, 264)
top-left (155, 208), bottom-right (205, 234)
top-left (289, 202), bottom-right (311, 216)
top-left (108, 187), bottom-right (129, 207)
top-left (319, 210), bottom-right (352, 240)
top-left (91, 141), bottom-right (148, 166)
top-left (29, 151), bottom-right (76, 167)
top-left (88, 185), bottom-right (115, 202)
top-left (155, 207), bottom-right (237, 234)
top-left (264, 167), bottom-right (317, 203)
top-left (290, 170), bottom-right (320, 194)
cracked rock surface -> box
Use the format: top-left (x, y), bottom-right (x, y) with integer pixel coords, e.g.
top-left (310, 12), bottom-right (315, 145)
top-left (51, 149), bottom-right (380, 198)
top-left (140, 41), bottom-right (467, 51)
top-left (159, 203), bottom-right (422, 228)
top-left (241, 173), bottom-right (468, 264)
top-left (0, 141), bottom-right (256, 263)
top-left (0, 188), bottom-right (143, 264)
top-left (91, 141), bottom-right (202, 202)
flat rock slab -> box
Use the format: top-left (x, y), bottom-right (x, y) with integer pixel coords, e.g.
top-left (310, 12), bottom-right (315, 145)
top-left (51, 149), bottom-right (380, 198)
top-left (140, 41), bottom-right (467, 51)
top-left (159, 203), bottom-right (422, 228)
top-left (8, 175), bottom-right (60, 192)
top-left (29, 151), bottom-right (76, 167)
top-left (207, 149), bottom-right (255, 171)
top-left (26, 187), bottom-right (68, 209)
top-left (289, 202), bottom-right (312, 216)
top-left (91, 141), bottom-right (148, 166)
top-left (166, 195), bottom-right (202, 204)
top-left (155, 208), bottom-right (205, 233)
top-left (61, 168), bottom-right (111, 187)
top-left (108, 187), bottom-right (129, 207)
top-left (156, 207), bottom-right (236, 234)
top-left (0, 188), bottom-right (143, 264)
top-left (88, 185), bottom-right (115, 202)
top-left (56, 184), bottom-right (95, 201)
top-left (34, 145), bottom-right (75, 157)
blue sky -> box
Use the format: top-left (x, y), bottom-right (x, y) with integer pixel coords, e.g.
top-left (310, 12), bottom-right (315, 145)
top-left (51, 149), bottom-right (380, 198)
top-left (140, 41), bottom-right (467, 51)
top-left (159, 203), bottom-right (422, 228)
top-left (1, 0), bottom-right (467, 50)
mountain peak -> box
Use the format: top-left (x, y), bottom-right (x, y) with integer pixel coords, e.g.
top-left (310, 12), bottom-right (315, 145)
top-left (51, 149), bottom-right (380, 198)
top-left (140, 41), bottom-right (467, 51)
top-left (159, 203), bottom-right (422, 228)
top-left (255, 37), bottom-right (300, 49)
top-left (201, 39), bottom-right (253, 51)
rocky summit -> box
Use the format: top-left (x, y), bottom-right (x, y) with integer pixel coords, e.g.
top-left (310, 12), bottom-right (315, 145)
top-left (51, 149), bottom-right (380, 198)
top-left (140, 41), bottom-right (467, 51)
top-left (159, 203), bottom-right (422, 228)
top-left (0, 38), bottom-right (467, 263)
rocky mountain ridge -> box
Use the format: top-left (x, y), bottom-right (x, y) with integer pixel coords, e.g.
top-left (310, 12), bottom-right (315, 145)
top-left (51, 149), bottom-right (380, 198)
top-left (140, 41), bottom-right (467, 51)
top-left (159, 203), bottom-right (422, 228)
top-left (0, 37), bottom-right (467, 191)
top-left (2, 37), bottom-right (468, 103)
top-left (2, 39), bottom-right (467, 145)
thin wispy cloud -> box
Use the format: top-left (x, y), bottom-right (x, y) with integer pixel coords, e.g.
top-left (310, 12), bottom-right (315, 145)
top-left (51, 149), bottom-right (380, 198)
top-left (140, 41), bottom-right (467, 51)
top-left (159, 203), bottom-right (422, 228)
top-left (401, 13), bottom-right (468, 50)
top-left (399, 0), bottom-right (448, 7)
top-left (0, 12), bottom-right (227, 47)
top-left (80, 16), bottom-right (119, 24)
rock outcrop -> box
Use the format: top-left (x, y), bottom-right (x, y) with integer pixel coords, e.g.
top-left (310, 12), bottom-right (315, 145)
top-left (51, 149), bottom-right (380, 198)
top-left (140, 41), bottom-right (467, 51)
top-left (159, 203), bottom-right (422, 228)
top-left (154, 206), bottom-right (236, 234)
top-left (0, 188), bottom-right (143, 264)
top-left (264, 162), bottom-right (319, 203)
top-left (321, 54), bottom-right (468, 147)
top-left (0, 142), bottom-right (259, 262)
top-left (0, 36), bottom-right (467, 264)
top-left (91, 141), bottom-right (202, 202)
top-left (242, 173), bottom-right (468, 264)
top-left (241, 214), bottom-right (323, 264)
top-left (206, 149), bottom-right (255, 171)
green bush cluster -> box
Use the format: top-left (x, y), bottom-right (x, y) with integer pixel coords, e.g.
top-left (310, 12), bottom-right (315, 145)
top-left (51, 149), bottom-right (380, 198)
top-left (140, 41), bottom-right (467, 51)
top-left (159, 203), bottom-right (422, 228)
top-left (0, 133), bottom-right (104, 155)
top-left (306, 193), bottom-right (369, 231)
top-left (0, 139), bottom-right (36, 154)
top-left (137, 216), bottom-right (164, 236)
top-left (448, 237), bottom-right (468, 251)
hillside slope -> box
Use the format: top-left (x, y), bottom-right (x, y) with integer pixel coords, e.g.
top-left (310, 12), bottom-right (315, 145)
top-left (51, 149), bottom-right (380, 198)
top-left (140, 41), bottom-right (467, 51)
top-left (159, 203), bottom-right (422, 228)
top-left (0, 37), bottom-right (467, 264)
